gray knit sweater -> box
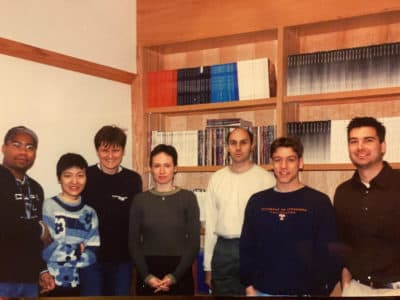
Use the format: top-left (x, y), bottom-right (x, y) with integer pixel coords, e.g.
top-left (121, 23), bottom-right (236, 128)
top-left (129, 188), bottom-right (200, 281)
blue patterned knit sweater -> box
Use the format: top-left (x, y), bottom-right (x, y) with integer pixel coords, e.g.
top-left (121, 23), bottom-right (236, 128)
top-left (42, 195), bottom-right (100, 288)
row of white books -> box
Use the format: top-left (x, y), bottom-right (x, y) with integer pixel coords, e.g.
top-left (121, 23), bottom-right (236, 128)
top-left (150, 130), bottom-right (199, 166)
top-left (237, 57), bottom-right (271, 100)
top-left (193, 189), bottom-right (206, 223)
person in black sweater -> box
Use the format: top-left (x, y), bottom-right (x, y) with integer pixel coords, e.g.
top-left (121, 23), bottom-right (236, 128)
top-left (79, 125), bottom-right (142, 296)
top-left (129, 144), bottom-right (200, 296)
top-left (0, 126), bottom-right (54, 297)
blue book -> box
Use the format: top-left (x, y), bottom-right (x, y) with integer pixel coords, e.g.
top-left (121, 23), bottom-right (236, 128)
top-left (211, 64), bottom-right (225, 102)
top-left (211, 63), bottom-right (239, 102)
top-left (226, 62), bottom-right (239, 101)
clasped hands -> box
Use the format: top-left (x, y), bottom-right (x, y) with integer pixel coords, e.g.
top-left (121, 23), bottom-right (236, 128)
top-left (148, 275), bottom-right (174, 293)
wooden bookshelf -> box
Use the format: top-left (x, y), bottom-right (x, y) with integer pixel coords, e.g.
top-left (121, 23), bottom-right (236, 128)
top-left (146, 97), bottom-right (277, 114)
top-left (176, 163), bottom-right (400, 173)
top-left (134, 1), bottom-right (400, 199)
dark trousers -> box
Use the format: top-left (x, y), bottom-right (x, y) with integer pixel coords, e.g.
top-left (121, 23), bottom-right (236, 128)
top-left (211, 237), bottom-right (245, 296)
top-left (79, 261), bottom-right (132, 296)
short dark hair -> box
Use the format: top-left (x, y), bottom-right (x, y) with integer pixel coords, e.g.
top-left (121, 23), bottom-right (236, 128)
top-left (150, 144), bottom-right (178, 167)
top-left (94, 125), bottom-right (127, 150)
top-left (56, 153), bottom-right (88, 179)
top-left (4, 126), bottom-right (38, 148)
top-left (225, 127), bottom-right (254, 145)
top-left (347, 117), bottom-right (385, 143)
top-left (270, 136), bottom-right (304, 158)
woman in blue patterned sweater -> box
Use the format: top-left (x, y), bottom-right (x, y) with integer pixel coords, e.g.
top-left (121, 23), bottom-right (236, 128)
top-left (42, 153), bottom-right (100, 297)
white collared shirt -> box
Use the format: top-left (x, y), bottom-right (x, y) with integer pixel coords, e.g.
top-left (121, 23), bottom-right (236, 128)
top-left (203, 164), bottom-right (275, 271)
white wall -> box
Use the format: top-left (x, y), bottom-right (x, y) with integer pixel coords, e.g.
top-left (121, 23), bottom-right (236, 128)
top-left (0, 0), bottom-right (136, 72)
top-left (0, 1), bottom-right (136, 196)
top-left (0, 55), bottom-right (132, 197)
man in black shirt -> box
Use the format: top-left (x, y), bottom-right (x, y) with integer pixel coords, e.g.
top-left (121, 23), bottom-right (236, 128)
top-left (334, 117), bottom-right (400, 296)
top-left (0, 126), bottom-right (54, 297)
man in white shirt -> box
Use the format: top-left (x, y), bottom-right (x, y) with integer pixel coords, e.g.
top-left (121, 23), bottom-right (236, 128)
top-left (203, 127), bottom-right (275, 296)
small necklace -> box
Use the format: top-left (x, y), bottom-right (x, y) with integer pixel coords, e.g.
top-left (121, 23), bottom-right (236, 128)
top-left (153, 186), bottom-right (176, 201)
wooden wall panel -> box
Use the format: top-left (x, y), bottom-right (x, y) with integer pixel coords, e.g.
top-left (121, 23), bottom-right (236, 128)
top-left (298, 98), bottom-right (400, 121)
top-left (149, 30), bottom-right (278, 71)
top-left (161, 109), bottom-right (276, 131)
top-left (294, 11), bottom-right (400, 54)
top-left (300, 170), bottom-right (354, 201)
top-left (138, 0), bottom-right (400, 46)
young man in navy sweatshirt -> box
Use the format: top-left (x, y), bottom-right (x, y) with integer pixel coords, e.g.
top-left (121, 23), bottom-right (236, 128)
top-left (240, 136), bottom-right (341, 296)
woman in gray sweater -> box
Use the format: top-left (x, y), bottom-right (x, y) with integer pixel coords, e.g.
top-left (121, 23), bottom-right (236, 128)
top-left (129, 144), bottom-right (200, 295)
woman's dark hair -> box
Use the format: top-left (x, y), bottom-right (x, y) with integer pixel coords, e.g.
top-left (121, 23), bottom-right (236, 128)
top-left (150, 144), bottom-right (178, 167)
top-left (56, 153), bottom-right (88, 179)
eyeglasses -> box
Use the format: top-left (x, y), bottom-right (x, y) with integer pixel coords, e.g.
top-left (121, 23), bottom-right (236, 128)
top-left (7, 141), bottom-right (36, 152)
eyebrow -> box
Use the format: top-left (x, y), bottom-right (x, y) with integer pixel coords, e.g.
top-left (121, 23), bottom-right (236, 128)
top-left (272, 155), bottom-right (298, 159)
top-left (349, 135), bottom-right (377, 140)
top-left (10, 140), bottom-right (34, 145)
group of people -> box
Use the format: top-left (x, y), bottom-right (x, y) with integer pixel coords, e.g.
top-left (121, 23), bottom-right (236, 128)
top-left (0, 115), bottom-right (399, 297)
top-left (205, 116), bottom-right (400, 297)
top-left (0, 125), bottom-right (141, 297)
top-left (0, 124), bottom-right (199, 298)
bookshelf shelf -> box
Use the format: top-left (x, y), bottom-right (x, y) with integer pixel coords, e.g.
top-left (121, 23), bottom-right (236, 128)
top-left (175, 165), bottom-right (271, 173)
top-left (304, 163), bottom-right (400, 171)
top-left (302, 164), bottom-right (355, 171)
top-left (176, 166), bottom-right (223, 173)
top-left (146, 97), bottom-right (277, 115)
top-left (174, 164), bottom-right (354, 173)
top-left (175, 163), bottom-right (400, 173)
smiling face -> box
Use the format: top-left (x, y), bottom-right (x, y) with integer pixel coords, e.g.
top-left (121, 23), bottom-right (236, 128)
top-left (348, 126), bottom-right (385, 170)
top-left (59, 166), bottom-right (87, 201)
top-left (271, 146), bottom-right (303, 191)
top-left (2, 133), bottom-right (36, 179)
top-left (96, 143), bottom-right (124, 174)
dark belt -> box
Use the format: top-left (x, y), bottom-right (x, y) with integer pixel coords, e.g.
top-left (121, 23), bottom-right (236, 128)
top-left (357, 279), bottom-right (400, 289)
